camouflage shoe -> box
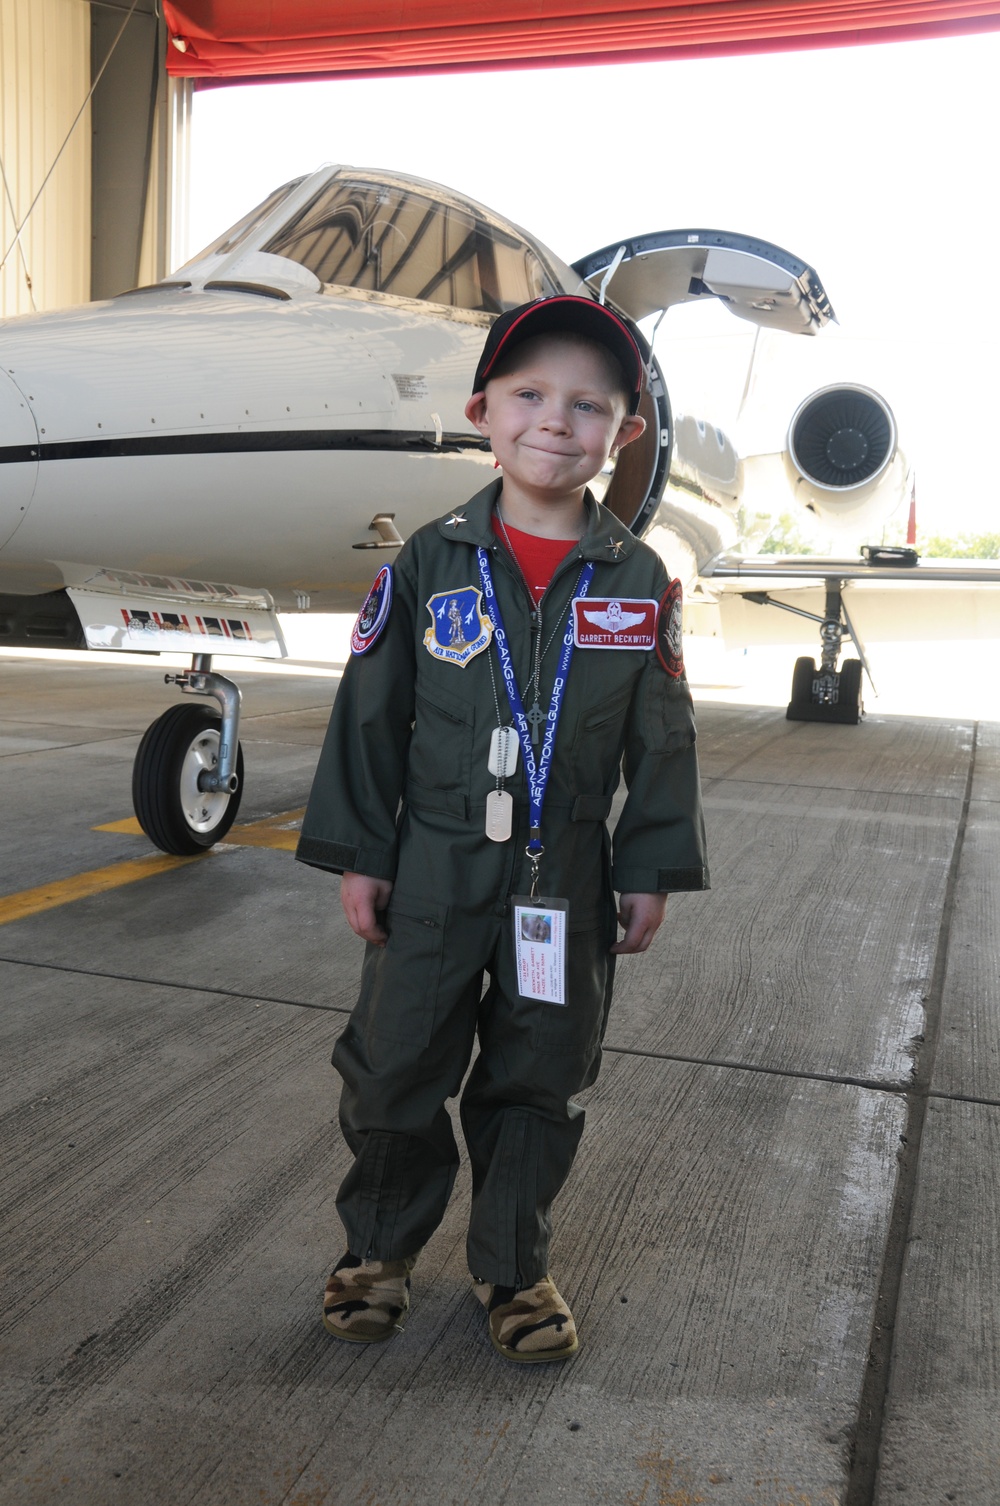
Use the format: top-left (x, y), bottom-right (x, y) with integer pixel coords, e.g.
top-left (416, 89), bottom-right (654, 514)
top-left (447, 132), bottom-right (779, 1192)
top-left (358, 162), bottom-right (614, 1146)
top-left (473, 1275), bottom-right (579, 1363)
top-left (322, 1252), bottom-right (417, 1343)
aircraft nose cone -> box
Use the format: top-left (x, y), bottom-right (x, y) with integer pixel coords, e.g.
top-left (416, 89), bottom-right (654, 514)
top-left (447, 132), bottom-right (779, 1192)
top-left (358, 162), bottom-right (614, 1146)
top-left (0, 367), bottom-right (40, 548)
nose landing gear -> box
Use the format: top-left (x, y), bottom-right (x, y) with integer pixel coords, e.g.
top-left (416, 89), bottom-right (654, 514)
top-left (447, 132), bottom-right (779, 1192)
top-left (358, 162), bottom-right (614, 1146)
top-left (132, 654), bottom-right (245, 854)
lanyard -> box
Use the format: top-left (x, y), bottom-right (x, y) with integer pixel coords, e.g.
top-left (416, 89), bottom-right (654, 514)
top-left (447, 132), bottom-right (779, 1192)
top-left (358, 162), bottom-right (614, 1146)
top-left (477, 548), bottom-right (595, 877)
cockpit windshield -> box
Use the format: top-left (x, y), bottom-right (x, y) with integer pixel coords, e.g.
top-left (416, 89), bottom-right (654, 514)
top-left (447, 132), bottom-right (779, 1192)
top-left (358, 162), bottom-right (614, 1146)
top-left (261, 177), bottom-right (556, 314)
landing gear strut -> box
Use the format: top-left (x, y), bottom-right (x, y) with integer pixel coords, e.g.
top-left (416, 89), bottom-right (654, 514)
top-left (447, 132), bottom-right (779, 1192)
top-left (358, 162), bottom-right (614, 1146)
top-left (746, 579), bottom-right (872, 725)
top-left (132, 654), bottom-right (245, 854)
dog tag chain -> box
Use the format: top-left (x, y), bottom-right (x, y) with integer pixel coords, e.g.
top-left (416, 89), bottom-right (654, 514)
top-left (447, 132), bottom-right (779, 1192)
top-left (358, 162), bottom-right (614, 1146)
top-left (477, 548), bottom-right (595, 874)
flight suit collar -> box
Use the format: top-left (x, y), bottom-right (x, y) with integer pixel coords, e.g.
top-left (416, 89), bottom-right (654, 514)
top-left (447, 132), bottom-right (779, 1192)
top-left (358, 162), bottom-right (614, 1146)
top-left (435, 479), bottom-right (640, 565)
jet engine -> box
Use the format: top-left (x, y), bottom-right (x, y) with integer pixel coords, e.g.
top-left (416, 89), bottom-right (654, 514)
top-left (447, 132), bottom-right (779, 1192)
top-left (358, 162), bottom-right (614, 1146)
top-left (783, 384), bottom-right (908, 531)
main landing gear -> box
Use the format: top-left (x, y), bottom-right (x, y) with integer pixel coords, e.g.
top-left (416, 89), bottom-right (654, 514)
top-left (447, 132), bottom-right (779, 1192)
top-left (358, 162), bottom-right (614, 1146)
top-left (132, 654), bottom-right (245, 854)
top-left (788, 650), bottom-right (863, 725)
top-left (746, 578), bottom-right (872, 725)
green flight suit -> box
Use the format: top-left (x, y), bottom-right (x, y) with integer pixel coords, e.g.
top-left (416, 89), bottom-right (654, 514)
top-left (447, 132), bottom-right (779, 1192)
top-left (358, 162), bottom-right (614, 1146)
top-left (296, 480), bottom-right (709, 1287)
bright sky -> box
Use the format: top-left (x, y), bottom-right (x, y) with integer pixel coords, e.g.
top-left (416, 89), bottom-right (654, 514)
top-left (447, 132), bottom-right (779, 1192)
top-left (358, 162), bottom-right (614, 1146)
top-left (188, 31), bottom-right (1000, 541)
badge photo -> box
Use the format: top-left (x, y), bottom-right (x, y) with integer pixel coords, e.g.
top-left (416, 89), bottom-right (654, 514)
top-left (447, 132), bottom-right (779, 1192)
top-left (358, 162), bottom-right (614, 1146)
top-left (423, 586), bottom-right (493, 667)
top-left (351, 565), bottom-right (393, 655)
top-left (656, 579), bottom-right (684, 676)
top-left (572, 597), bottom-right (657, 650)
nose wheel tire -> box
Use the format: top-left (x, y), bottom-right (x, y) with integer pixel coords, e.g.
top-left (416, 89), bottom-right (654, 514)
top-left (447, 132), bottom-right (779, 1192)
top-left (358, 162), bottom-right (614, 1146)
top-left (132, 703), bottom-right (244, 855)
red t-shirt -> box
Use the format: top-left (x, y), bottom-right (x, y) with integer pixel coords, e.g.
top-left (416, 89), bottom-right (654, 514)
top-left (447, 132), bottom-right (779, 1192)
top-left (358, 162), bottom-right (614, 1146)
top-left (491, 517), bottom-right (577, 603)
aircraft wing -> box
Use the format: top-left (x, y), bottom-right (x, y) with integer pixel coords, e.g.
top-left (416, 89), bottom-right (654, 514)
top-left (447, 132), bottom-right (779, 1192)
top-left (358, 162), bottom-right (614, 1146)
top-left (703, 555), bottom-right (1000, 586)
top-left (689, 555), bottom-right (1000, 672)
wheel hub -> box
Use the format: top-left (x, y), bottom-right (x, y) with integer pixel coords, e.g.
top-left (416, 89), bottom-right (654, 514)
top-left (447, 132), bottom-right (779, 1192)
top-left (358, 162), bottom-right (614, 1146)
top-left (179, 728), bottom-right (232, 833)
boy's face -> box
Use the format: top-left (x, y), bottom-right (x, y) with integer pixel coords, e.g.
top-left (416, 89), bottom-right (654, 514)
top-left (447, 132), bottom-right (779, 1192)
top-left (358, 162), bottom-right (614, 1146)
top-left (464, 333), bottom-right (645, 506)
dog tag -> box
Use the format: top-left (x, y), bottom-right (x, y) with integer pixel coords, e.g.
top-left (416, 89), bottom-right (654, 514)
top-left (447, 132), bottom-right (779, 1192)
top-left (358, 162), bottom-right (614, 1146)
top-left (488, 726), bottom-right (519, 778)
top-left (485, 789), bottom-right (513, 842)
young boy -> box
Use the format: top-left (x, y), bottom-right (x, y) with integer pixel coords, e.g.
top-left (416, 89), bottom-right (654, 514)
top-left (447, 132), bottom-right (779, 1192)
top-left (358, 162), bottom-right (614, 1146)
top-left (296, 296), bottom-right (709, 1363)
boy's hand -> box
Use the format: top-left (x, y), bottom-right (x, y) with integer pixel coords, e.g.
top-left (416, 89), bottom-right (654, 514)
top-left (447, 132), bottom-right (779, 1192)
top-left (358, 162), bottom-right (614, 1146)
top-left (340, 872), bottom-right (394, 946)
top-left (611, 892), bottom-right (668, 955)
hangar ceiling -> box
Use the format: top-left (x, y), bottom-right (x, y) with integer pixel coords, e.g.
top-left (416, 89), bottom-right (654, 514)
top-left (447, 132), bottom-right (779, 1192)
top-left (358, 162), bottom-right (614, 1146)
top-left (162, 0), bottom-right (1000, 82)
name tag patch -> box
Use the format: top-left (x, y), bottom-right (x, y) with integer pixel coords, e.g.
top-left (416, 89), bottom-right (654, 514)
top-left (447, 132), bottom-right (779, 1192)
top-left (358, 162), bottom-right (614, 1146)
top-left (572, 597), bottom-right (657, 649)
top-left (424, 586), bottom-right (493, 666)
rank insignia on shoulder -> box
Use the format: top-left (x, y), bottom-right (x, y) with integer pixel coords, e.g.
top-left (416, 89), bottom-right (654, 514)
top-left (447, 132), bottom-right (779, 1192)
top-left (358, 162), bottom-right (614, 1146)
top-left (656, 579), bottom-right (684, 676)
top-left (572, 597), bottom-right (657, 649)
top-left (423, 586), bottom-right (493, 667)
top-left (351, 565), bottom-right (393, 655)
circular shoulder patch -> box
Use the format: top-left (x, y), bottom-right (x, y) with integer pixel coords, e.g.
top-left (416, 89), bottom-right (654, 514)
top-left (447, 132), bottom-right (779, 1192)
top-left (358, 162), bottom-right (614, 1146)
top-left (655, 579), bottom-right (684, 677)
top-left (351, 565), bottom-right (393, 655)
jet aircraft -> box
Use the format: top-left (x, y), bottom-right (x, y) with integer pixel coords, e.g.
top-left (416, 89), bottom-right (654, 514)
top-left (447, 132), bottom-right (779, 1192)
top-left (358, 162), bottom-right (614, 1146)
top-left (1, 165), bottom-right (995, 855)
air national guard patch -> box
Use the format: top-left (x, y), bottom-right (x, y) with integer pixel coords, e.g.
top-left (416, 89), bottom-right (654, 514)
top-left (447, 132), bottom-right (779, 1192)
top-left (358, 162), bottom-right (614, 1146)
top-left (656, 579), bottom-right (684, 676)
top-left (351, 565), bottom-right (393, 655)
top-left (424, 586), bottom-right (493, 667)
top-left (572, 597), bottom-right (657, 649)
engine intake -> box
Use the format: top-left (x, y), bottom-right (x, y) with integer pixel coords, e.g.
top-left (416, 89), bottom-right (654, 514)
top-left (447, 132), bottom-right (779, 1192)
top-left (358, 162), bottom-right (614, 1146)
top-left (788, 385), bottom-right (896, 491)
top-left (781, 383), bottom-right (906, 533)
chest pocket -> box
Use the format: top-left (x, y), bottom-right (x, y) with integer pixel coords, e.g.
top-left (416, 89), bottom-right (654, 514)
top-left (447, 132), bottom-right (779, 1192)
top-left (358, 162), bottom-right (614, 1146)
top-left (570, 681), bottom-right (633, 787)
top-left (407, 681), bottom-right (475, 801)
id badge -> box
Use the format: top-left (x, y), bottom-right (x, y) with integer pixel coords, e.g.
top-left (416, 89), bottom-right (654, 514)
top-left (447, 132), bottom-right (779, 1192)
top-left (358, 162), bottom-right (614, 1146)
top-left (513, 896), bottom-right (569, 1004)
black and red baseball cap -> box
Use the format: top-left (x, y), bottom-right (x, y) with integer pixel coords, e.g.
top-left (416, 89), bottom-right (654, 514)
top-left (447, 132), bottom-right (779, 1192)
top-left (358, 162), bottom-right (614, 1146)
top-left (472, 295), bottom-right (646, 414)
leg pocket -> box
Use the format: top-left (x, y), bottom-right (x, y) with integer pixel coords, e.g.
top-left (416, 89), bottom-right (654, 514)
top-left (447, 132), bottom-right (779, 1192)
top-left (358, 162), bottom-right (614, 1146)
top-left (355, 892), bottom-right (447, 1049)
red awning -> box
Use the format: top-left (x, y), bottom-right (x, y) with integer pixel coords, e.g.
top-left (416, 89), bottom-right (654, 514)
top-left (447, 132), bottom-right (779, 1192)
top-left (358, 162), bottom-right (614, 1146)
top-left (163, 1), bottom-right (1000, 82)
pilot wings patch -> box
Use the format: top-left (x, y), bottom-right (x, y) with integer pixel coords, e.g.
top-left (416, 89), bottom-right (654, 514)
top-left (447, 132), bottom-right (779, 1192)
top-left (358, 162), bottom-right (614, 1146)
top-left (572, 597), bottom-right (657, 650)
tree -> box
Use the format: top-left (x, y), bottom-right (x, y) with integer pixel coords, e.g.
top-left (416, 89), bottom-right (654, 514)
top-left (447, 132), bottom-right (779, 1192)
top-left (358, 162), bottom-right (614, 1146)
top-left (761, 516), bottom-right (1000, 559)
top-left (758, 513), bottom-right (821, 555)
top-left (919, 531), bottom-right (1000, 559)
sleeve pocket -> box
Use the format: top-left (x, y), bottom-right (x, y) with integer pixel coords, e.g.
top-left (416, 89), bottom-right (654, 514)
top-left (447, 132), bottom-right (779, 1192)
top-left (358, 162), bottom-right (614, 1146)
top-left (641, 669), bottom-right (697, 755)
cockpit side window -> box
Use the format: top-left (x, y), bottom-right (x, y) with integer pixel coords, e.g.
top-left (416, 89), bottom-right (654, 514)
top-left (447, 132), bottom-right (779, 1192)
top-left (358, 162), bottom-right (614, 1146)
top-left (179, 179), bottom-right (308, 267)
top-left (262, 178), bottom-right (556, 312)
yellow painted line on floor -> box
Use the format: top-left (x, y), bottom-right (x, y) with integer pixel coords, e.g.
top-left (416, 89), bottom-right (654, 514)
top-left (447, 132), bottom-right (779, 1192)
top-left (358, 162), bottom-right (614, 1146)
top-left (0, 852), bottom-right (204, 928)
top-left (223, 806), bottom-right (306, 851)
top-left (223, 819), bottom-right (302, 851)
top-left (93, 808), bottom-right (307, 851)
top-left (1, 809), bottom-right (308, 929)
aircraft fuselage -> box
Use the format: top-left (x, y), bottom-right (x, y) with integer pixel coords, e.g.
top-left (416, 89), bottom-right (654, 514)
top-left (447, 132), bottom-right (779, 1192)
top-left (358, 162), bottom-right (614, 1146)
top-left (0, 288), bottom-right (504, 608)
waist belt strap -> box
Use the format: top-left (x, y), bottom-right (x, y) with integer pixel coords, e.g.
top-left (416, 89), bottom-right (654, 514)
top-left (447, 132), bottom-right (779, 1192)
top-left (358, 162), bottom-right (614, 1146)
top-left (569, 794), bottom-right (614, 822)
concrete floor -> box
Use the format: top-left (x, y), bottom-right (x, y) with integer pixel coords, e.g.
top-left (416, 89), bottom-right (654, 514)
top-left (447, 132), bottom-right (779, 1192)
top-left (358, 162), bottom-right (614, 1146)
top-left (0, 653), bottom-right (996, 1506)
